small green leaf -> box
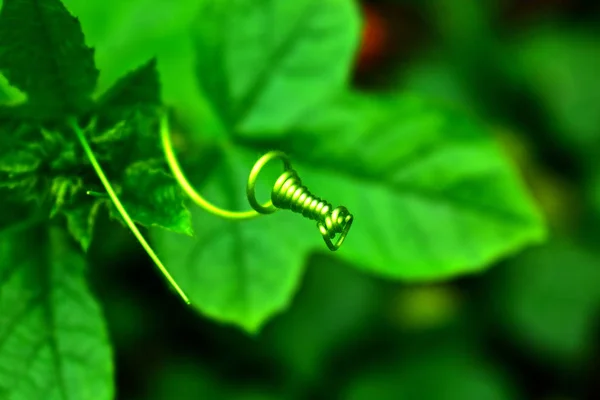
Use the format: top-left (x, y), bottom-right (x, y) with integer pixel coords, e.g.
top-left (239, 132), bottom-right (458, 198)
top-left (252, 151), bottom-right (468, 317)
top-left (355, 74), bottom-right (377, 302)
top-left (275, 93), bottom-right (546, 279)
top-left (153, 147), bottom-right (313, 332)
top-left (0, 0), bottom-right (98, 118)
top-left (0, 122), bottom-right (84, 208)
top-left (192, 0), bottom-right (360, 136)
top-left (63, 199), bottom-right (105, 251)
top-left (0, 149), bottom-right (40, 175)
top-left (83, 111), bottom-right (193, 236)
top-left (95, 58), bottom-right (160, 126)
top-left (0, 72), bottom-right (25, 105)
top-left (49, 175), bottom-right (83, 217)
top-left (73, 58), bottom-right (193, 240)
top-left (89, 60), bottom-right (165, 163)
top-left (0, 225), bottom-right (114, 399)
top-left (112, 159), bottom-right (193, 236)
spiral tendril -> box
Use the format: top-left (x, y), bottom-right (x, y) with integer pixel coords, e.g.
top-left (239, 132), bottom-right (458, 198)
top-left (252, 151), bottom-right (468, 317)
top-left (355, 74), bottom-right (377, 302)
top-left (270, 169), bottom-right (353, 250)
top-left (246, 151), bottom-right (353, 251)
top-left (161, 114), bottom-right (353, 251)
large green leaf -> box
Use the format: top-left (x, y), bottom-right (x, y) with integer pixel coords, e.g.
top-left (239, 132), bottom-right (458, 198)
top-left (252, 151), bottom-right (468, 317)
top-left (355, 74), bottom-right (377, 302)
top-left (269, 93), bottom-right (546, 279)
top-left (0, 225), bottom-right (113, 399)
top-left (155, 93), bottom-right (545, 331)
top-left (0, 0), bottom-right (98, 118)
top-left (153, 147), bottom-right (314, 332)
top-left (192, 0), bottom-right (360, 136)
top-left (154, 0), bottom-right (544, 332)
top-left (159, 0), bottom-right (357, 332)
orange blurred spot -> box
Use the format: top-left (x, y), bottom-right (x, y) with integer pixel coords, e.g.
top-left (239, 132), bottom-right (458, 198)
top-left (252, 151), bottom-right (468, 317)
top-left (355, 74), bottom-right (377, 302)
top-left (357, 5), bottom-right (389, 71)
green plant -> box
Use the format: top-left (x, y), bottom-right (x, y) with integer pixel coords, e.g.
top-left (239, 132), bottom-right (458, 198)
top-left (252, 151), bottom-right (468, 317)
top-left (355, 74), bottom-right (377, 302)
top-left (0, 0), bottom-right (546, 398)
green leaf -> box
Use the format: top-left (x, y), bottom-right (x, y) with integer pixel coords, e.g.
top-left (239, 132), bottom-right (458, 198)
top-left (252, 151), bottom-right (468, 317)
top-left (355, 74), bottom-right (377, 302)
top-left (63, 199), bottom-right (105, 251)
top-left (273, 93), bottom-right (546, 279)
top-left (0, 0), bottom-right (98, 118)
top-left (506, 27), bottom-right (600, 155)
top-left (89, 59), bottom-right (164, 164)
top-left (70, 59), bottom-right (192, 244)
top-left (84, 111), bottom-right (193, 237)
top-left (396, 56), bottom-right (476, 112)
top-left (0, 225), bottom-right (114, 399)
top-left (153, 147), bottom-right (314, 332)
top-left (0, 122), bottom-right (82, 206)
top-left (113, 159), bottom-right (193, 236)
top-left (157, 0), bottom-right (542, 332)
top-left (192, 0), bottom-right (360, 136)
top-left (154, 0), bottom-right (360, 331)
top-left (0, 120), bottom-right (101, 250)
top-left (95, 58), bottom-right (160, 126)
top-left (0, 72), bottom-right (25, 106)
top-left (153, 91), bottom-right (545, 331)
top-left (490, 239), bottom-right (600, 364)
top-left (0, 58), bottom-right (192, 247)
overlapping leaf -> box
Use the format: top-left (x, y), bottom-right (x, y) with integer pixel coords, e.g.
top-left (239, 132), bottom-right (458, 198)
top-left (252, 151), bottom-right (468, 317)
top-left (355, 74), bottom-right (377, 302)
top-left (0, 0), bottom-right (98, 119)
top-left (152, 0), bottom-right (361, 331)
top-left (276, 93), bottom-right (547, 279)
top-left (153, 0), bottom-right (545, 332)
top-left (0, 225), bottom-right (114, 399)
top-left (193, 0), bottom-right (360, 136)
top-left (154, 147), bottom-right (313, 332)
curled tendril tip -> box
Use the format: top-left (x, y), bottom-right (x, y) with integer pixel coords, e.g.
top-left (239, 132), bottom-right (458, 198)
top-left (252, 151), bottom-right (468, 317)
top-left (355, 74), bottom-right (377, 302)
top-left (160, 114), bottom-right (354, 251)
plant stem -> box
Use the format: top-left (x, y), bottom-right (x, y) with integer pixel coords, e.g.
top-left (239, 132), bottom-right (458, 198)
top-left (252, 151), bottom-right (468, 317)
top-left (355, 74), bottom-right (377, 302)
top-left (69, 117), bottom-right (190, 304)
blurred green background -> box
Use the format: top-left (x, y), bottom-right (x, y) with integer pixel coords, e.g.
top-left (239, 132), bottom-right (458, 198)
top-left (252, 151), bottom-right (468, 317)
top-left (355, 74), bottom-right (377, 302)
top-left (42, 0), bottom-right (600, 398)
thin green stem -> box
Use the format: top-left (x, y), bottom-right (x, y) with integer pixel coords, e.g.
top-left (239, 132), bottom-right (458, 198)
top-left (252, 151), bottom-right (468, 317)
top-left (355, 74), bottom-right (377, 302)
top-left (160, 113), bottom-right (260, 220)
top-left (70, 117), bottom-right (190, 304)
top-left (86, 190), bottom-right (108, 198)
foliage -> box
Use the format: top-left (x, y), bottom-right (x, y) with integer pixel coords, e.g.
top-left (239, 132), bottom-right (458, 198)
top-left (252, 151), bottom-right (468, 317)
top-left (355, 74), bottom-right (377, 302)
top-left (0, 0), bottom-right (557, 398)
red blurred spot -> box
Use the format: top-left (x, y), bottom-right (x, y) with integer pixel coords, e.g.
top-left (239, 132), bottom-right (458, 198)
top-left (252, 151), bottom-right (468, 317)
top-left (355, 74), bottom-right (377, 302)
top-left (356, 5), bottom-right (389, 71)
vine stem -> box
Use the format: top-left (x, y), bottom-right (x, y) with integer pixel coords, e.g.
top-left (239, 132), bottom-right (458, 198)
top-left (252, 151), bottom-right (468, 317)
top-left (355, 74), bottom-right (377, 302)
top-left (160, 113), bottom-right (261, 220)
top-left (69, 117), bottom-right (190, 304)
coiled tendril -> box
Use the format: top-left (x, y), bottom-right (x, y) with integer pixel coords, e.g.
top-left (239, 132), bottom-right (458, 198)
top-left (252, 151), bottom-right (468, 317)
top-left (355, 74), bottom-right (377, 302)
top-left (246, 152), bottom-right (353, 251)
top-left (162, 115), bottom-right (353, 251)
